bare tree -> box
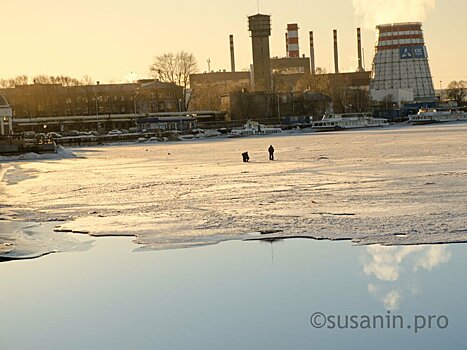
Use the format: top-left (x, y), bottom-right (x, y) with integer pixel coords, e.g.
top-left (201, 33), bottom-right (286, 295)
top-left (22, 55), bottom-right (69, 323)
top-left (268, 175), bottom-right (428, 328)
top-left (149, 51), bottom-right (198, 110)
top-left (446, 80), bottom-right (467, 106)
top-left (0, 75), bottom-right (29, 88)
top-left (0, 79), bottom-right (14, 88)
top-left (14, 75), bottom-right (29, 86)
top-left (80, 75), bottom-right (94, 86)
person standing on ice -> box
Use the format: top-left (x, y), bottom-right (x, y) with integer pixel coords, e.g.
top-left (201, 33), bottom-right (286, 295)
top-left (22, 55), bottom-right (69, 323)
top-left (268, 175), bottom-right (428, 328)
top-left (242, 151), bottom-right (250, 162)
top-left (268, 145), bottom-right (275, 161)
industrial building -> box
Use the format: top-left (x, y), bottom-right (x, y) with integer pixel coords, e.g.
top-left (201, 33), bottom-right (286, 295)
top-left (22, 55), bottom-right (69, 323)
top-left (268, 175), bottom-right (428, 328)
top-left (370, 22), bottom-right (436, 104)
top-left (189, 13), bottom-right (372, 122)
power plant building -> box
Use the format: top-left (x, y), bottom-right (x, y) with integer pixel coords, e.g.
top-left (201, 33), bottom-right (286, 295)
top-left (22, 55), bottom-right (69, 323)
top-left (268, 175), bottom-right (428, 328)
top-left (370, 22), bottom-right (435, 103)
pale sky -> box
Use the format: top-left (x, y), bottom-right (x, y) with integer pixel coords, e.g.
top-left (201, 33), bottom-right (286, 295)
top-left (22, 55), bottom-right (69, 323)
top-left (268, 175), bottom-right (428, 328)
top-left (1, 0), bottom-right (465, 87)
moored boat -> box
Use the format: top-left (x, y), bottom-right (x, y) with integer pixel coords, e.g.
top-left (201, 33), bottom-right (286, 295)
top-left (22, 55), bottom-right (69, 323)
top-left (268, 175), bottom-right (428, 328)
top-left (312, 113), bottom-right (389, 132)
top-left (228, 120), bottom-right (282, 137)
top-left (408, 108), bottom-right (467, 125)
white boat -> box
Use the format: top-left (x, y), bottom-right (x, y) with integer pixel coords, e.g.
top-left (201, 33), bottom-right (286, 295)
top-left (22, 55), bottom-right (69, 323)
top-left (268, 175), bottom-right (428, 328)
top-left (312, 113), bottom-right (389, 132)
top-left (408, 108), bottom-right (467, 125)
top-left (228, 120), bottom-right (282, 137)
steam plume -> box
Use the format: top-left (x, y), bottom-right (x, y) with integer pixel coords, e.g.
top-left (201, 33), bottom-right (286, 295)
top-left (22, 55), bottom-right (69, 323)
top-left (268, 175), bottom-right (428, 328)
top-left (352, 0), bottom-right (436, 29)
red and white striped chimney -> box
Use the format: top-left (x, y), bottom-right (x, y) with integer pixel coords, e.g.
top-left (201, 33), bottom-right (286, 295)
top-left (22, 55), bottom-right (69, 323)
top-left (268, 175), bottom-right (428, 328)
top-left (287, 23), bottom-right (299, 57)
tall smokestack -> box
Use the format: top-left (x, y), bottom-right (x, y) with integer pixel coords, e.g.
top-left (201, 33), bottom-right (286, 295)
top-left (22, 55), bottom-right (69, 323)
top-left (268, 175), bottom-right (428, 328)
top-left (229, 34), bottom-right (236, 72)
top-left (309, 31), bottom-right (315, 74)
top-left (357, 28), bottom-right (364, 72)
top-left (287, 23), bottom-right (299, 57)
top-left (285, 32), bottom-right (288, 56)
top-left (333, 29), bottom-right (339, 74)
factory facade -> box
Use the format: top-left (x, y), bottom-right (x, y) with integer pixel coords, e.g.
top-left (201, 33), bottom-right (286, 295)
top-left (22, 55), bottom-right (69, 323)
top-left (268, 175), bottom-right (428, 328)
top-left (0, 80), bottom-right (183, 132)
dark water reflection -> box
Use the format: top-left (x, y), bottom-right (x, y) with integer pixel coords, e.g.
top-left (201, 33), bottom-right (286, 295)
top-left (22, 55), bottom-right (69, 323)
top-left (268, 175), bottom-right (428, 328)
top-left (0, 238), bottom-right (465, 350)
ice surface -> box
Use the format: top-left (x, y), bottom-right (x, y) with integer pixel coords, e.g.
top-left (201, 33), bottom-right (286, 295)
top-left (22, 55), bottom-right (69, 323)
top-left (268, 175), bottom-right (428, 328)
top-left (0, 221), bottom-right (93, 260)
top-left (1, 124), bottom-right (466, 257)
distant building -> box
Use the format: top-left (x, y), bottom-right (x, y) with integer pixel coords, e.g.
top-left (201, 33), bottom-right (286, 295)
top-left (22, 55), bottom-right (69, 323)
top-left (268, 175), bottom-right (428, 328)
top-left (271, 56), bottom-right (311, 92)
top-left (0, 80), bottom-right (182, 132)
top-left (0, 95), bottom-right (13, 135)
top-left (189, 71), bottom-right (251, 112)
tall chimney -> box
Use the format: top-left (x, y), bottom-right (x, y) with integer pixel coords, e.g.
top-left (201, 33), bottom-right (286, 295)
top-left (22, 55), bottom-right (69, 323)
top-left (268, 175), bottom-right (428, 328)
top-left (287, 23), bottom-right (299, 57)
top-left (285, 32), bottom-right (288, 56)
top-left (357, 28), bottom-right (364, 72)
top-left (309, 31), bottom-right (315, 74)
top-left (333, 29), bottom-right (339, 74)
top-left (229, 34), bottom-right (236, 72)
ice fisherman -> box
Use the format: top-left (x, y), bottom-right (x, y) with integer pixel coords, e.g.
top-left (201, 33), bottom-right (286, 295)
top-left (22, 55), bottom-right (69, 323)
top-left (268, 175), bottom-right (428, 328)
top-left (242, 151), bottom-right (250, 162)
top-left (268, 145), bottom-right (275, 161)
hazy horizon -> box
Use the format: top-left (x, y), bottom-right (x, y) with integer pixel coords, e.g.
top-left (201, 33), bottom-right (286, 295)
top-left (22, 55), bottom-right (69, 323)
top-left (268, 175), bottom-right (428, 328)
top-left (1, 0), bottom-right (465, 87)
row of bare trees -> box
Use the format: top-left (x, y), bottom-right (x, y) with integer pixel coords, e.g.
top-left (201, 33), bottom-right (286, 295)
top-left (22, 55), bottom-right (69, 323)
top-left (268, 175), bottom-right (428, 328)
top-left (0, 75), bottom-right (94, 88)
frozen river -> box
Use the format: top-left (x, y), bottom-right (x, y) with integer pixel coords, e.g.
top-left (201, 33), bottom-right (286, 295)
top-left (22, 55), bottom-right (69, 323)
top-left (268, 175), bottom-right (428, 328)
top-left (1, 124), bottom-right (466, 258)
